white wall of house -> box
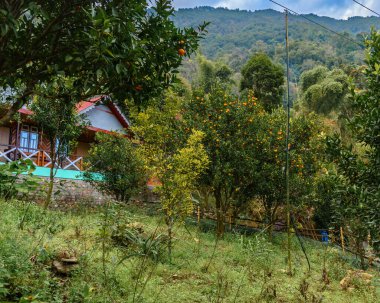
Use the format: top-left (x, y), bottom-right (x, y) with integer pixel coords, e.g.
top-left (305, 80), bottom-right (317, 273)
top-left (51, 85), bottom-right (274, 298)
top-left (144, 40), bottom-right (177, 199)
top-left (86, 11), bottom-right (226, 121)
top-left (84, 105), bottom-right (125, 132)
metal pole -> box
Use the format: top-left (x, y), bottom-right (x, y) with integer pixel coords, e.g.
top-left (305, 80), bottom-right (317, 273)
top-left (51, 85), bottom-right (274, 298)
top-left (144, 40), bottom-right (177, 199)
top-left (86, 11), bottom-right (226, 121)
top-left (285, 9), bottom-right (292, 275)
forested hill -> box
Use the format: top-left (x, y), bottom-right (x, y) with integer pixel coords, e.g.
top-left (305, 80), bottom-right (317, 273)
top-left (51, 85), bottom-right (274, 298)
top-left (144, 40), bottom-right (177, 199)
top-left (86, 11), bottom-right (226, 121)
top-left (172, 7), bottom-right (380, 77)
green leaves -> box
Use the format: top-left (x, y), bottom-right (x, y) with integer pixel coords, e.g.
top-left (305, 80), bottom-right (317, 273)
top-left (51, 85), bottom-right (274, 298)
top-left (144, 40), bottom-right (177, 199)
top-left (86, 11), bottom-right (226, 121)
top-left (300, 66), bottom-right (349, 115)
top-left (240, 53), bottom-right (284, 112)
top-left (0, 0), bottom-right (207, 126)
top-left (0, 159), bottom-right (41, 200)
top-left (324, 29), bottom-right (380, 263)
top-left (84, 132), bottom-right (146, 203)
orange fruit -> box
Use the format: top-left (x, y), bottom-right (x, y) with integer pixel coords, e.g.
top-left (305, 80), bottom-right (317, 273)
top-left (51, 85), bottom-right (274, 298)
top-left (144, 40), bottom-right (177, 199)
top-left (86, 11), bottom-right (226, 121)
top-left (135, 85), bottom-right (142, 91)
top-left (178, 48), bottom-right (186, 56)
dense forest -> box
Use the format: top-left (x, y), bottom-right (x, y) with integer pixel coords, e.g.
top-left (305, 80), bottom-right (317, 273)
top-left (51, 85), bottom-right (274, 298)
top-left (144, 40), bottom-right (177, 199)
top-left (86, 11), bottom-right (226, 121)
top-left (173, 7), bottom-right (380, 79)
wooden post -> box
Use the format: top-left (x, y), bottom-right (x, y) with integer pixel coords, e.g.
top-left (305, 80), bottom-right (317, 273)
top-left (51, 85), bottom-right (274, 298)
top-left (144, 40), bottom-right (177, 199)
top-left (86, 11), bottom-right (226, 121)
top-left (229, 214), bottom-right (232, 230)
top-left (340, 227), bottom-right (345, 253)
top-left (197, 206), bottom-right (200, 226)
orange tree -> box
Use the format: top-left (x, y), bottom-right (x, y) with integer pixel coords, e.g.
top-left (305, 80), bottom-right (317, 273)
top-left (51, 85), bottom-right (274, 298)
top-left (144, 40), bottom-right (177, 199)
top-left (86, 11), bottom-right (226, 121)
top-left (131, 92), bottom-right (209, 259)
top-left (184, 86), bottom-right (263, 235)
top-left (325, 29), bottom-right (380, 266)
top-left (243, 110), bottom-right (325, 237)
top-left (184, 85), bottom-right (324, 236)
top-left (0, 0), bottom-right (207, 125)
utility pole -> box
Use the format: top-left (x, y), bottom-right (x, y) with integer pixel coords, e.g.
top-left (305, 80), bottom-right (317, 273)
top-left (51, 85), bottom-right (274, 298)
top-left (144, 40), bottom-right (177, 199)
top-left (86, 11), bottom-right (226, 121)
top-left (285, 9), bottom-right (292, 275)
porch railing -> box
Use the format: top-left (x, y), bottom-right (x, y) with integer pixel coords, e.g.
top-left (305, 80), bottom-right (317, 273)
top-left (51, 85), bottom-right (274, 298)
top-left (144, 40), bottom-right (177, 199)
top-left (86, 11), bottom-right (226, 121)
top-left (0, 144), bottom-right (84, 171)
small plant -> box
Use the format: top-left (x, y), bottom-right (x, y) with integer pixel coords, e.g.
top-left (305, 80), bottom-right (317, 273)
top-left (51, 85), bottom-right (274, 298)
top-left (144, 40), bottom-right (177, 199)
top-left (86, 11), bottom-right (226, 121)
top-left (299, 278), bottom-right (309, 301)
top-left (111, 221), bottom-right (168, 262)
top-left (0, 159), bottom-right (40, 200)
top-left (207, 270), bottom-right (230, 303)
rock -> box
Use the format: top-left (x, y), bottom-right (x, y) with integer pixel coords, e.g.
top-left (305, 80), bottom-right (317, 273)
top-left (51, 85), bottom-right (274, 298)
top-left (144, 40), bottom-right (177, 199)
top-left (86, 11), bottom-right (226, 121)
top-left (53, 260), bottom-right (68, 275)
top-left (61, 257), bottom-right (78, 264)
top-left (340, 270), bottom-right (373, 290)
top-left (52, 260), bottom-right (79, 275)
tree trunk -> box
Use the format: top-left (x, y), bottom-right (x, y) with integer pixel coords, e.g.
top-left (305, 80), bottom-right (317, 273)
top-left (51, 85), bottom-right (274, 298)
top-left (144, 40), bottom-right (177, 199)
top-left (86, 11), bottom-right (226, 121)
top-left (214, 188), bottom-right (224, 237)
top-left (44, 144), bottom-right (56, 209)
top-left (356, 235), bottom-right (366, 269)
top-left (167, 215), bottom-right (174, 263)
top-left (264, 199), bottom-right (273, 241)
top-left (201, 187), bottom-right (210, 211)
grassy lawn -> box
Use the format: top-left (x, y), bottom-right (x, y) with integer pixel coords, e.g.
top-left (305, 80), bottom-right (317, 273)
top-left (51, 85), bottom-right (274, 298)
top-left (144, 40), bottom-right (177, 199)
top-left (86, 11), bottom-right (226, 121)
top-left (0, 199), bottom-right (379, 303)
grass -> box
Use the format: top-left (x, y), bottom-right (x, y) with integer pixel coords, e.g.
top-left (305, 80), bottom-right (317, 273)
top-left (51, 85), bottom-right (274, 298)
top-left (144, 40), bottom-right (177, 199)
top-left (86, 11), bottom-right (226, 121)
top-left (0, 199), bottom-right (379, 303)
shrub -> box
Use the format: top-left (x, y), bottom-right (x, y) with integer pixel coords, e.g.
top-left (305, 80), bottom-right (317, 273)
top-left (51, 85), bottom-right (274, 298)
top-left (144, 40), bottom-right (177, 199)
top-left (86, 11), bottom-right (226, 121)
top-left (83, 133), bottom-right (146, 202)
top-left (0, 159), bottom-right (40, 200)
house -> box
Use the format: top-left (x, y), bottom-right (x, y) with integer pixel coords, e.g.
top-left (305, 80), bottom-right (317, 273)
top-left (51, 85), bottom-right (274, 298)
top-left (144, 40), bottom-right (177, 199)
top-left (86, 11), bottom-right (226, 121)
top-left (0, 96), bottom-right (130, 180)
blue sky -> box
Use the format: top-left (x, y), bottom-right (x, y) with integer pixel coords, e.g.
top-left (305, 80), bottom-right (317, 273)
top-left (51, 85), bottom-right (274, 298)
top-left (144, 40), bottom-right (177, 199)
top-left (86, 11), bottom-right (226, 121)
top-left (172, 0), bottom-right (380, 19)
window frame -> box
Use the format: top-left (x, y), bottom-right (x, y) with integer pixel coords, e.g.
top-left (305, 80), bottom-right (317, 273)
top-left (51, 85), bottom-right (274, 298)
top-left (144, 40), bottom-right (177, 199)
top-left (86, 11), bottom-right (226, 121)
top-left (19, 125), bottom-right (39, 152)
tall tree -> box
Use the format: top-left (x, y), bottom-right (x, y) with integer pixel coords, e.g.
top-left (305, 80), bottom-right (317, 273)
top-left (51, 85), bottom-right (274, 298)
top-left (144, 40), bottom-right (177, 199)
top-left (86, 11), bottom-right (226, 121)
top-left (326, 29), bottom-right (380, 267)
top-left (240, 53), bottom-right (284, 111)
top-left (31, 77), bottom-right (86, 208)
top-left (195, 56), bottom-right (234, 93)
top-left (0, 0), bottom-right (207, 125)
top-left (299, 66), bottom-right (349, 115)
top-left (184, 87), bottom-right (264, 236)
top-left (185, 85), bottom-right (323, 236)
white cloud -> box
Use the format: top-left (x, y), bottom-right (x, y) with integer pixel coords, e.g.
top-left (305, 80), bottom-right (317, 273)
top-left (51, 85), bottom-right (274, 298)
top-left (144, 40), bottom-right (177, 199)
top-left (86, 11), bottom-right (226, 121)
top-left (341, 0), bottom-right (380, 19)
top-left (215, 0), bottom-right (263, 10)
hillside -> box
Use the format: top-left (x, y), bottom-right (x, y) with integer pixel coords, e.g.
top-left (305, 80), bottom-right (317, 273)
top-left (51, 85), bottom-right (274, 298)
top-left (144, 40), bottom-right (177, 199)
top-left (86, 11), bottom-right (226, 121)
top-left (173, 7), bottom-right (380, 78)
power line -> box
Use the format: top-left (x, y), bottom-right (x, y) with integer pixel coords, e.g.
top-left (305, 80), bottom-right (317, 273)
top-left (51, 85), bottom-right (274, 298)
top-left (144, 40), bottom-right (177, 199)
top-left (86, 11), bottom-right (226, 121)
top-left (269, 0), bottom-right (364, 48)
top-left (352, 0), bottom-right (380, 17)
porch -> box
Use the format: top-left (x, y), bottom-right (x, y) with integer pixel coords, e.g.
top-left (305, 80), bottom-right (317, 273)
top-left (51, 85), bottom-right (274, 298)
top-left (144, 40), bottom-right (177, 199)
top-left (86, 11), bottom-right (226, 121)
top-left (0, 144), bottom-right (84, 171)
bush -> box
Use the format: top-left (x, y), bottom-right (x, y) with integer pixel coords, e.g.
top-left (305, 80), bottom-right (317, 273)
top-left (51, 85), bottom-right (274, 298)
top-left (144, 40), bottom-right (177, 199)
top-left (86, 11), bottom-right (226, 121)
top-left (83, 133), bottom-right (146, 202)
top-left (0, 159), bottom-right (40, 200)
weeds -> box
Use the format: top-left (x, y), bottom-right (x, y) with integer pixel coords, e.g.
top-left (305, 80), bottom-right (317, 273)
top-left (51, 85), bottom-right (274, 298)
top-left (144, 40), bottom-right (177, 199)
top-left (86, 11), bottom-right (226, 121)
top-left (0, 200), bottom-right (378, 302)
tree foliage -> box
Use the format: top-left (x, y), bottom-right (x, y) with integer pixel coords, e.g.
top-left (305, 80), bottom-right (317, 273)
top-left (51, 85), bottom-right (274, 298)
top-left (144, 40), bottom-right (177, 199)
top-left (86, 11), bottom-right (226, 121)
top-left (185, 85), bottom-right (324, 235)
top-left (83, 132), bottom-right (146, 203)
top-left (300, 66), bottom-right (349, 114)
top-left (0, 0), bottom-right (207, 125)
top-left (240, 53), bottom-right (284, 111)
top-left (325, 29), bottom-right (380, 267)
top-left (194, 56), bottom-right (234, 93)
top-left (0, 159), bottom-right (40, 201)
top-left (184, 87), bottom-right (263, 235)
top-left (31, 77), bottom-right (86, 207)
top-left (132, 92), bottom-right (209, 258)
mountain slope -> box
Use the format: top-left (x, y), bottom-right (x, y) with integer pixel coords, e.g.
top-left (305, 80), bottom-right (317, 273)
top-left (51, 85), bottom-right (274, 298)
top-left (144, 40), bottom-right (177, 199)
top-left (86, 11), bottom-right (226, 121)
top-left (173, 7), bottom-right (380, 77)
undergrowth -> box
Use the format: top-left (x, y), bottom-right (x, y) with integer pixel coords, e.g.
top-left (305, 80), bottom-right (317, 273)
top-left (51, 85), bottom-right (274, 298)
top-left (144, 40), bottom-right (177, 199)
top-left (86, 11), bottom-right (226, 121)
top-left (0, 199), bottom-right (378, 302)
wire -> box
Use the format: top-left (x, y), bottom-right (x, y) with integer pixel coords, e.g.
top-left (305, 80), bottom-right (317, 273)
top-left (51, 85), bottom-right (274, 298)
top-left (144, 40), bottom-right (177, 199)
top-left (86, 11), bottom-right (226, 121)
top-left (352, 0), bottom-right (380, 17)
top-left (269, 0), bottom-right (364, 48)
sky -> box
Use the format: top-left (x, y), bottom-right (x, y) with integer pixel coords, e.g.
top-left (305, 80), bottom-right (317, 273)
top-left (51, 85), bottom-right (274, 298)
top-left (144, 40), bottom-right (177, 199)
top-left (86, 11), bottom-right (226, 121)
top-left (172, 0), bottom-right (380, 20)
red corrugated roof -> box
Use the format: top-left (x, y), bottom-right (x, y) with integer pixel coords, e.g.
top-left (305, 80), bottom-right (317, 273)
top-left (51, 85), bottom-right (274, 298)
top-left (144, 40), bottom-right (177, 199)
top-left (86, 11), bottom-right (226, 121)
top-left (17, 95), bottom-right (130, 132)
top-left (18, 108), bottom-right (34, 115)
top-left (76, 96), bottom-right (103, 112)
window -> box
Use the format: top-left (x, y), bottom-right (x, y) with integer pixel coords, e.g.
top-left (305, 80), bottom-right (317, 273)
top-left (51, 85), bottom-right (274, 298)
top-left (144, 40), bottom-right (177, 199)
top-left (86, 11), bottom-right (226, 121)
top-left (55, 138), bottom-right (69, 158)
top-left (20, 125), bottom-right (39, 152)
